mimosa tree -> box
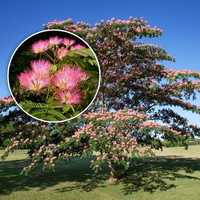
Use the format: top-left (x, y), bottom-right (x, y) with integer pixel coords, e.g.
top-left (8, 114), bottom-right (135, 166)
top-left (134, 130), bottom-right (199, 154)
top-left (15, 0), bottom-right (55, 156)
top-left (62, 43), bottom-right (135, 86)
top-left (1, 17), bottom-right (200, 182)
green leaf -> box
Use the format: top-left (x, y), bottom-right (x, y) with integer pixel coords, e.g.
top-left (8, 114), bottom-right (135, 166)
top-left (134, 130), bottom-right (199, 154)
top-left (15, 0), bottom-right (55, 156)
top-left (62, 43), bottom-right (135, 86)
top-left (63, 105), bottom-right (71, 113)
top-left (45, 109), bottom-right (66, 120)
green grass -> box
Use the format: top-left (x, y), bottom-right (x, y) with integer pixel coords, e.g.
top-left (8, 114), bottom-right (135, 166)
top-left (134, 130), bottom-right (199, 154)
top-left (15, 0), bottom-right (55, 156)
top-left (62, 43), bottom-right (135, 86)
top-left (1, 146), bottom-right (200, 200)
top-left (154, 145), bottom-right (200, 158)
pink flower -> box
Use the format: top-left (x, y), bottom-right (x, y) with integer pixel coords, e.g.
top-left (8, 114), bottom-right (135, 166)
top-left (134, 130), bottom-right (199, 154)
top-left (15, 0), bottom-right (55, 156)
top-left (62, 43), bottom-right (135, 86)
top-left (31, 40), bottom-right (49, 54)
top-left (142, 121), bottom-right (159, 128)
top-left (71, 44), bottom-right (85, 50)
top-left (48, 36), bottom-right (63, 46)
top-left (56, 47), bottom-right (69, 60)
top-left (52, 65), bottom-right (88, 90)
top-left (0, 96), bottom-right (14, 105)
top-left (30, 59), bottom-right (51, 77)
top-left (66, 90), bottom-right (82, 104)
top-left (46, 20), bottom-right (65, 27)
top-left (18, 70), bottom-right (50, 91)
top-left (63, 38), bottom-right (75, 47)
top-left (56, 90), bottom-right (81, 105)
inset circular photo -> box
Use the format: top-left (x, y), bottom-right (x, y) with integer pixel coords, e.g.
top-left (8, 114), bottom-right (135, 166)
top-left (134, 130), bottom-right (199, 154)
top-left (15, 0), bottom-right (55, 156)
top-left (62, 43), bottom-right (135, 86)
top-left (8, 30), bottom-right (101, 122)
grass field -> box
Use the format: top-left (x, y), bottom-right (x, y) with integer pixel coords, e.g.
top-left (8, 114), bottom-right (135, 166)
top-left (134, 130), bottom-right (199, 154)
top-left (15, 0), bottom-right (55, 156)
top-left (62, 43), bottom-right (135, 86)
top-left (1, 146), bottom-right (200, 200)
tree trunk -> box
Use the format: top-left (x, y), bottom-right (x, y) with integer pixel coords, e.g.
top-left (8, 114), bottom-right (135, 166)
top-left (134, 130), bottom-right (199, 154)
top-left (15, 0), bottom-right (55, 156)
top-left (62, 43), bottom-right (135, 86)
top-left (107, 161), bottom-right (119, 184)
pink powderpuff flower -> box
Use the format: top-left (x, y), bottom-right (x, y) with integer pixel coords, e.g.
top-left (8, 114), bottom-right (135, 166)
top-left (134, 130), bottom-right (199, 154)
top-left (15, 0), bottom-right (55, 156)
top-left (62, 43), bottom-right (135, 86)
top-left (62, 38), bottom-right (75, 47)
top-left (30, 59), bottom-right (51, 77)
top-left (56, 47), bottom-right (69, 60)
top-left (52, 65), bottom-right (88, 90)
top-left (31, 40), bottom-right (49, 54)
top-left (71, 44), bottom-right (85, 50)
top-left (18, 70), bottom-right (50, 91)
top-left (48, 36), bottom-right (63, 46)
top-left (56, 89), bottom-right (81, 105)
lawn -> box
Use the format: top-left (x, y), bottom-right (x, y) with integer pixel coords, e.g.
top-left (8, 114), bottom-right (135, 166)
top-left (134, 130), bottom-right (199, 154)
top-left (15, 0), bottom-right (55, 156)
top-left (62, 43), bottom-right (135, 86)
top-left (0, 146), bottom-right (200, 200)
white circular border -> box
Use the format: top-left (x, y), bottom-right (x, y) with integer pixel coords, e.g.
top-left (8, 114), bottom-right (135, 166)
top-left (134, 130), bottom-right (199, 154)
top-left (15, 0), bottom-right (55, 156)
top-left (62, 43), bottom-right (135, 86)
top-left (7, 29), bottom-right (101, 123)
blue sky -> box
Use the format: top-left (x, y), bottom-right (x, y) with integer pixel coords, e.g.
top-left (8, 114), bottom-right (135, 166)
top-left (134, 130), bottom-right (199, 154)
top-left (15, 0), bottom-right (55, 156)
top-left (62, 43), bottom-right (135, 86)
top-left (1, 0), bottom-right (200, 124)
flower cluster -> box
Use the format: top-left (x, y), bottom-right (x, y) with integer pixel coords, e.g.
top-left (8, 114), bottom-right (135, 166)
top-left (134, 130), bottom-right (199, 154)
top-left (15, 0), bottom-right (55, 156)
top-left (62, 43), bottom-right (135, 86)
top-left (72, 110), bottom-right (152, 177)
top-left (31, 36), bottom-right (84, 56)
top-left (46, 19), bottom-right (67, 27)
top-left (164, 69), bottom-right (200, 80)
top-left (17, 35), bottom-right (89, 106)
top-left (141, 121), bottom-right (183, 136)
top-left (83, 109), bottom-right (147, 121)
top-left (18, 61), bottom-right (88, 105)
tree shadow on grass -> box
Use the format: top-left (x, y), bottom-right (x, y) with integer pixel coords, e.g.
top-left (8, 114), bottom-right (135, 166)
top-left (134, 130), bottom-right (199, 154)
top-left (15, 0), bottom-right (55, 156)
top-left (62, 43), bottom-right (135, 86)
top-left (121, 156), bottom-right (200, 194)
top-left (1, 156), bottom-right (200, 196)
top-left (0, 158), bottom-right (107, 195)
